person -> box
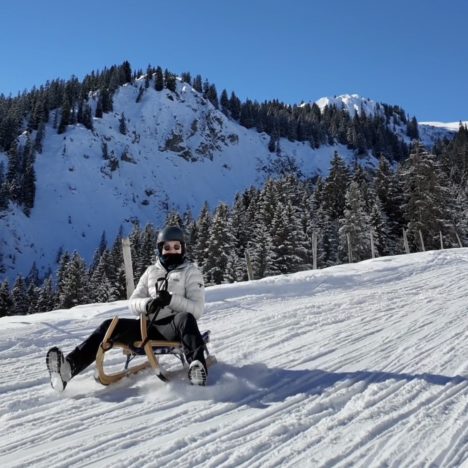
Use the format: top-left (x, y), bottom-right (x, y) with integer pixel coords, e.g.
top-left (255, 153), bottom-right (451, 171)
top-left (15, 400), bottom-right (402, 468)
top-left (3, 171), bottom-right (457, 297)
top-left (46, 225), bottom-right (208, 391)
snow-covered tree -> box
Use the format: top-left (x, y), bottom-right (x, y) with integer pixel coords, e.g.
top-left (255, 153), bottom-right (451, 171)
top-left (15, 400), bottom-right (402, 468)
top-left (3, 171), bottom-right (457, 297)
top-left (0, 280), bottom-right (12, 317)
top-left (400, 141), bottom-right (453, 250)
top-left (323, 151), bottom-right (351, 220)
top-left (270, 200), bottom-right (308, 274)
top-left (11, 276), bottom-right (29, 315)
top-left (193, 203), bottom-right (212, 268)
top-left (203, 203), bottom-right (235, 284)
top-left (57, 252), bottom-right (90, 309)
top-left (338, 181), bottom-right (371, 262)
top-left (36, 276), bottom-right (56, 313)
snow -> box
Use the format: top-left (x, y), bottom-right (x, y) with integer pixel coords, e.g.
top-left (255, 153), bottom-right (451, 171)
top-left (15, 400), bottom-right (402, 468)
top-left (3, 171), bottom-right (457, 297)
top-left (1, 248), bottom-right (467, 467)
top-left (419, 121), bottom-right (468, 131)
top-left (314, 94), bottom-right (381, 117)
top-left (418, 121), bottom-right (467, 148)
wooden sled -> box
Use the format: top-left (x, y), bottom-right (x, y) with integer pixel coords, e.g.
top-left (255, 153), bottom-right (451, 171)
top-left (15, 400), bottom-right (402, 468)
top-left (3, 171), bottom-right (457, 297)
top-left (95, 315), bottom-right (216, 385)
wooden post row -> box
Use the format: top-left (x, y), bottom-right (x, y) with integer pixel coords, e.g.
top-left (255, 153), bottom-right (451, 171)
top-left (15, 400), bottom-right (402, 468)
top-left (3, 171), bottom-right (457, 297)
top-left (122, 237), bottom-right (135, 299)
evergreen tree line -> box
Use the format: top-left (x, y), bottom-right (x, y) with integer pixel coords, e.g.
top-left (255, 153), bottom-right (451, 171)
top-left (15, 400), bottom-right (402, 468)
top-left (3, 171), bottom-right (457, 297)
top-left (0, 134), bottom-right (36, 213)
top-left (1, 138), bottom-right (466, 317)
top-left (1, 60), bottom-right (419, 214)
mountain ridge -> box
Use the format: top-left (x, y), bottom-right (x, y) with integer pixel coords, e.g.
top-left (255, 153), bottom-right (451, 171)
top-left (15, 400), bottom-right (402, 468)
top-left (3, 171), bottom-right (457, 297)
top-left (0, 70), bottom-right (464, 280)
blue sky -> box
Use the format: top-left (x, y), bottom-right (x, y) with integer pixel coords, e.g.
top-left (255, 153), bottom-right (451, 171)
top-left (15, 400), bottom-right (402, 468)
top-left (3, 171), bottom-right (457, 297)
top-left (1, 0), bottom-right (466, 122)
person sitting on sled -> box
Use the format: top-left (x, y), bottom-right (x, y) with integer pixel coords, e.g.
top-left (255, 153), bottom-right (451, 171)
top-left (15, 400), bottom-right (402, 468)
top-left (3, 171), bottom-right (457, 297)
top-left (46, 225), bottom-right (208, 391)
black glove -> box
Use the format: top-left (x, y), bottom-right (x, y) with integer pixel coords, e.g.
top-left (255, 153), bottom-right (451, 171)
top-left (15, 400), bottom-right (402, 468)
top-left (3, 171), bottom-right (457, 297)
top-left (145, 290), bottom-right (172, 315)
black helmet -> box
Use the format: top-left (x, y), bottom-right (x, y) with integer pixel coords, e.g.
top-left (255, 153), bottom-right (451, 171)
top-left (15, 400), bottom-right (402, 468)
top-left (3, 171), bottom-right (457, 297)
top-left (157, 226), bottom-right (186, 254)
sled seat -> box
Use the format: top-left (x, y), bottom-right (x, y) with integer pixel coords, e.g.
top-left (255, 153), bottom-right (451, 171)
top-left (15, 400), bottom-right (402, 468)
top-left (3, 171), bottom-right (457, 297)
top-left (95, 315), bottom-right (215, 386)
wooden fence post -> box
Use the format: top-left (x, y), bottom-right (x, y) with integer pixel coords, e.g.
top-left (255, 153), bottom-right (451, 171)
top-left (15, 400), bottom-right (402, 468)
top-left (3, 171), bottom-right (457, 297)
top-left (454, 227), bottom-right (463, 248)
top-left (122, 237), bottom-right (135, 299)
top-left (418, 230), bottom-right (425, 252)
top-left (439, 231), bottom-right (444, 250)
top-left (370, 230), bottom-right (376, 259)
top-left (312, 231), bottom-right (318, 270)
top-left (402, 228), bottom-right (410, 254)
top-left (346, 233), bottom-right (353, 263)
top-left (245, 250), bottom-right (254, 281)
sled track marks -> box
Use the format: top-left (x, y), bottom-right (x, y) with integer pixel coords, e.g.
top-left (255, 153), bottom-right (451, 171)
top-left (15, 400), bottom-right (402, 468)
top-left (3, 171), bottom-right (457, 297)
top-left (0, 250), bottom-right (467, 467)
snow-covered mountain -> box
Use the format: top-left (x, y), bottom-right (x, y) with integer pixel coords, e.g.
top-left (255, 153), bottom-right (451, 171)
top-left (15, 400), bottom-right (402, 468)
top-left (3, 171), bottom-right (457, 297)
top-left (0, 83), bottom-right (371, 281)
top-left (1, 249), bottom-right (467, 467)
top-left (315, 93), bottom-right (382, 117)
top-left (314, 93), bottom-right (464, 148)
top-left (0, 83), bottom-right (463, 281)
top-left (418, 120), bottom-right (468, 147)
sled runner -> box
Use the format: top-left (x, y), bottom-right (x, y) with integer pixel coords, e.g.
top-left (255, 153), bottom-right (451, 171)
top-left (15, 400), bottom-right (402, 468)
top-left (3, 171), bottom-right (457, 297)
top-left (95, 315), bottom-right (216, 385)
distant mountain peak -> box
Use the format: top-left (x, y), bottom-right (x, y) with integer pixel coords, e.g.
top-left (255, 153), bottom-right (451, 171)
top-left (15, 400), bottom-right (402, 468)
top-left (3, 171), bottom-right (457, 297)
top-left (314, 94), bottom-right (380, 117)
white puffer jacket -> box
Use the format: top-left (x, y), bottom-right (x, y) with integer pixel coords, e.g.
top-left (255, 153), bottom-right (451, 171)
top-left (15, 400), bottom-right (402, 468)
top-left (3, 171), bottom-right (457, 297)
top-left (129, 259), bottom-right (205, 320)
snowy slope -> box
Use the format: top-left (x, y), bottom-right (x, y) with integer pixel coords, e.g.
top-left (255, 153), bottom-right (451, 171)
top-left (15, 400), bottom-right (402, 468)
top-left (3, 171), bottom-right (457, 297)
top-left (418, 120), bottom-right (468, 148)
top-left (0, 249), bottom-right (467, 467)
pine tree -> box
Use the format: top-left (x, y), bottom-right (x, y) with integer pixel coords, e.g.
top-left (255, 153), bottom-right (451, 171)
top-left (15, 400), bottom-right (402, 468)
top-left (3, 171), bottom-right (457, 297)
top-left (100, 88), bottom-right (113, 113)
top-left (129, 223), bottom-right (144, 280)
top-left (164, 69), bottom-right (177, 92)
top-left (406, 116), bottom-right (419, 140)
top-left (193, 203), bottom-right (212, 267)
top-left (108, 228), bottom-right (127, 300)
top-left (0, 280), bottom-right (12, 317)
top-left (22, 150), bottom-right (36, 215)
top-left (82, 103), bottom-right (93, 130)
top-left (401, 141), bottom-right (452, 250)
top-left (6, 142), bottom-right (21, 202)
top-left (57, 252), bottom-right (90, 309)
top-left (95, 97), bottom-right (103, 118)
top-left (270, 200), bottom-right (307, 274)
top-left (119, 113), bottom-right (127, 135)
top-left (220, 89), bottom-right (230, 114)
top-left (229, 92), bottom-right (241, 121)
top-left (323, 151), bottom-right (351, 220)
top-left (26, 262), bottom-right (41, 286)
top-left (26, 282), bottom-right (40, 314)
top-left (248, 222), bottom-right (277, 279)
top-left (90, 231), bottom-right (108, 273)
top-left (181, 71), bottom-right (192, 84)
top-left (314, 205), bottom-right (339, 267)
top-left (369, 198), bottom-right (390, 256)
top-left (155, 66), bottom-right (164, 91)
top-left (11, 276), bottom-right (29, 315)
top-left (203, 203), bottom-right (234, 284)
top-left (192, 75), bottom-right (203, 93)
top-left (89, 250), bottom-right (114, 303)
top-left (165, 212), bottom-right (184, 228)
top-left (57, 94), bottom-right (71, 134)
top-left (338, 181), bottom-right (371, 262)
top-left (373, 156), bottom-right (404, 253)
top-left (36, 276), bottom-right (56, 313)
top-left (139, 224), bottom-right (158, 271)
top-left (206, 84), bottom-right (219, 108)
top-left (34, 122), bottom-right (46, 153)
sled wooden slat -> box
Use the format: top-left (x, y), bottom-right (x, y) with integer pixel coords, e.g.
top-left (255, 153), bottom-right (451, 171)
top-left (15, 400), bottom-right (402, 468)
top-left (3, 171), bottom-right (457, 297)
top-left (95, 315), bottom-right (215, 386)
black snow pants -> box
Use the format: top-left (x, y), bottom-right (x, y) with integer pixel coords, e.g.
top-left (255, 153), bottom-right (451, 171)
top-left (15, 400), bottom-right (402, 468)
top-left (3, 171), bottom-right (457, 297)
top-left (67, 312), bottom-right (206, 377)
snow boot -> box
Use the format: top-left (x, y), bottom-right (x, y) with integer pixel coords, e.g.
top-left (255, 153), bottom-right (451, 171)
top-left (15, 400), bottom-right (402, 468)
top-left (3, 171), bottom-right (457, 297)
top-left (188, 360), bottom-right (207, 386)
top-left (46, 347), bottom-right (72, 392)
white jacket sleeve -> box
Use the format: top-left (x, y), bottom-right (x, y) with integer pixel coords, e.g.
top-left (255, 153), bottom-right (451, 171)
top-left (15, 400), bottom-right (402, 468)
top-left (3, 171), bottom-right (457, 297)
top-left (169, 266), bottom-right (205, 320)
top-left (128, 268), bottom-right (151, 316)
